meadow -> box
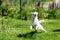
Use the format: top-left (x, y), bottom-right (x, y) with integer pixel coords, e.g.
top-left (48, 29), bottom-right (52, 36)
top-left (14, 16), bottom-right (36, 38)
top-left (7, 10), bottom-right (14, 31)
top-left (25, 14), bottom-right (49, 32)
top-left (0, 0), bottom-right (60, 40)
top-left (0, 18), bottom-right (60, 40)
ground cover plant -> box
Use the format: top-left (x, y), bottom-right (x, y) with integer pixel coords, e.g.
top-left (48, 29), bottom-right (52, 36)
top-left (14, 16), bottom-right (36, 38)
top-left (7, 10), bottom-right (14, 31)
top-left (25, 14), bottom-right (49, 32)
top-left (0, 18), bottom-right (60, 40)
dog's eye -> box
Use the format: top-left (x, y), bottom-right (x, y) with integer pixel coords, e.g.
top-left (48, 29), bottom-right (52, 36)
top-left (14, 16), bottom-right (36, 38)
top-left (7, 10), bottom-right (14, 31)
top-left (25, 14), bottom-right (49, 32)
top-left (35, 15), bottom-right (36, 16)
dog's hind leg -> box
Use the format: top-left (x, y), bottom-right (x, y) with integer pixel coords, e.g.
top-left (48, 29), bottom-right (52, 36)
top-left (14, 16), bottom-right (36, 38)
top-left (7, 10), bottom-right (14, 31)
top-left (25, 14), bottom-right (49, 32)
top-left (38, 24), bottom-right (46, 32)
top-left (36, 25), bottom-right (40, 30)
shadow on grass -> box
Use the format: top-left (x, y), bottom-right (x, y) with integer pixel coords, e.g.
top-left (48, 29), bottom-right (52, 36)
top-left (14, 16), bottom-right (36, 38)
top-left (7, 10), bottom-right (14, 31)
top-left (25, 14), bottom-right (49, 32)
top-left (53, 29), bottom-right (60, 32)
top-left (17, 30), bottom-right (42, 38)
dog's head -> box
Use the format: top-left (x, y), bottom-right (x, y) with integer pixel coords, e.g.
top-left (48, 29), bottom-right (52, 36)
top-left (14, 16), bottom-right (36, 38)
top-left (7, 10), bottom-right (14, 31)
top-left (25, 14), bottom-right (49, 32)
top-left (31, 12), bottom-right (38, 19)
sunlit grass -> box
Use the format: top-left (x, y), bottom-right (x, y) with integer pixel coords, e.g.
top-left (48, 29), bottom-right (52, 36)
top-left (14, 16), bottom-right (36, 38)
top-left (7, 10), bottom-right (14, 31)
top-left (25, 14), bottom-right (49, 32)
top-left (0, 18), bottom-right (60, 40)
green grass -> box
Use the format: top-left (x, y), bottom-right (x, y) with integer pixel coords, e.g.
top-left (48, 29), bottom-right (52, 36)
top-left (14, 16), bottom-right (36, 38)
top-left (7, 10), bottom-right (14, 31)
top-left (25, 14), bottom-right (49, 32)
top-left (0, 18), bottom-right (60, 40)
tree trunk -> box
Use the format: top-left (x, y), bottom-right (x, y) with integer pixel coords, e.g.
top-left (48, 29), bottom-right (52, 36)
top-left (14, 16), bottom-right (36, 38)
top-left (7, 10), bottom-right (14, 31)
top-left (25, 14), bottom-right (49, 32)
top-left (6, 0), bottom-right (10, 6)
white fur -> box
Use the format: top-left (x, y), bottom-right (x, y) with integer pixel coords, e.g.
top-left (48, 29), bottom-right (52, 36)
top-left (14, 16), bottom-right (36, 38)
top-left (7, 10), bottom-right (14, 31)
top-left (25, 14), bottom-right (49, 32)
top-left (30, 12), bottom-right (46, 32)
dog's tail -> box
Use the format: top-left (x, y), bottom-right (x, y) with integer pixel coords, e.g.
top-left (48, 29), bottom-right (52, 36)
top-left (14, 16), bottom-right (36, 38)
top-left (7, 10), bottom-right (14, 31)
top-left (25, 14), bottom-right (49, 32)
top-left (39, 19), bottom-right (48, 23)
top-left (39, 20), bottom-right (45, 23)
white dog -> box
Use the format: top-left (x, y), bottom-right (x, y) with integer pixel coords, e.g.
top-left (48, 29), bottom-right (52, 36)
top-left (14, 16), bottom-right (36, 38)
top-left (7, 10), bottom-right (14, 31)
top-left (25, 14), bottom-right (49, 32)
top-left (30, 12), bottom-right (46, 32)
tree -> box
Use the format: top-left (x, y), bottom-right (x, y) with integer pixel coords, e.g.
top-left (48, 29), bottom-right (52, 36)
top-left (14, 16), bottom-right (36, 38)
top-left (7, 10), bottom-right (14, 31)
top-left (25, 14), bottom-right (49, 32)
top-left (0, 0), bottom-right (2, 6)
top-left (6, 0), bottom-right (10, 6)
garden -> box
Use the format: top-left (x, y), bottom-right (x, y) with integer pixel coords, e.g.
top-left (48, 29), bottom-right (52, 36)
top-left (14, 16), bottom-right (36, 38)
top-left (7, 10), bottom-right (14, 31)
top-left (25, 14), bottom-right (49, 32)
top-left (0, 0), bottom-right (60, 40)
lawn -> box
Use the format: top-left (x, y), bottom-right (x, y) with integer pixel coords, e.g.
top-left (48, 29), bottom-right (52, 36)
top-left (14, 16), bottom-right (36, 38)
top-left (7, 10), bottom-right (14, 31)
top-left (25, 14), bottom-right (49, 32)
top-left (0, 18), bottom-right (60, 40)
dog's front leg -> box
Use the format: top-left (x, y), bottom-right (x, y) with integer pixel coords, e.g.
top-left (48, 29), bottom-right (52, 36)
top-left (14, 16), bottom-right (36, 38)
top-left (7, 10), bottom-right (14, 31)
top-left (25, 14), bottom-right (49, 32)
top-left (30, 26), bottom-right (33, 30)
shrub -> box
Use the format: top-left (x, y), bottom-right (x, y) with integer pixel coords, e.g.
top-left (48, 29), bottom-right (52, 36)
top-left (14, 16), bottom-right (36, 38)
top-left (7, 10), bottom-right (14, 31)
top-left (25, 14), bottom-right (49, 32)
top-left (46, 8), bottom-right (60, 19)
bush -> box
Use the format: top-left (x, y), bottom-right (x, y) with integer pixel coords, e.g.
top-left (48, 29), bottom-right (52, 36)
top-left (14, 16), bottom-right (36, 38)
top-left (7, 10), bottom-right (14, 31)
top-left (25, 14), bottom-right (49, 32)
top-left (46, 8), bottom-right (60, 19)
top-left (35, 7), bottom-right (46, 19)
top-left (1, 1), bottom-right (60, 20)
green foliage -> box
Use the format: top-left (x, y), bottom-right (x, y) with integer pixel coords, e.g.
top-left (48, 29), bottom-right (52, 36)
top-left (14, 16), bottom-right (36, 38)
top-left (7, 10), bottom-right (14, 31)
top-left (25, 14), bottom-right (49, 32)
top-left (1, 0), bottom-right (60, 20)
top-left (47, 8), bottom-right (60, 19)
top-left (55, 9), bottom-right (60, 19)
top-left (0, 18), bottom-right (60, 40)
top-left (36, 7), bottom-right (45, 19)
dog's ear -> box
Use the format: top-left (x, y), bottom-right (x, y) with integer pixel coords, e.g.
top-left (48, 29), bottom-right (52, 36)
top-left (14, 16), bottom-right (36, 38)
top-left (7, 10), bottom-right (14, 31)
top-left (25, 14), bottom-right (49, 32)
top-left (34, 12), bottom-right (38, 15)
top-left (31, 12), bottom-right (34, 15)
top-left (31, 12), bottom-right (38, 16)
